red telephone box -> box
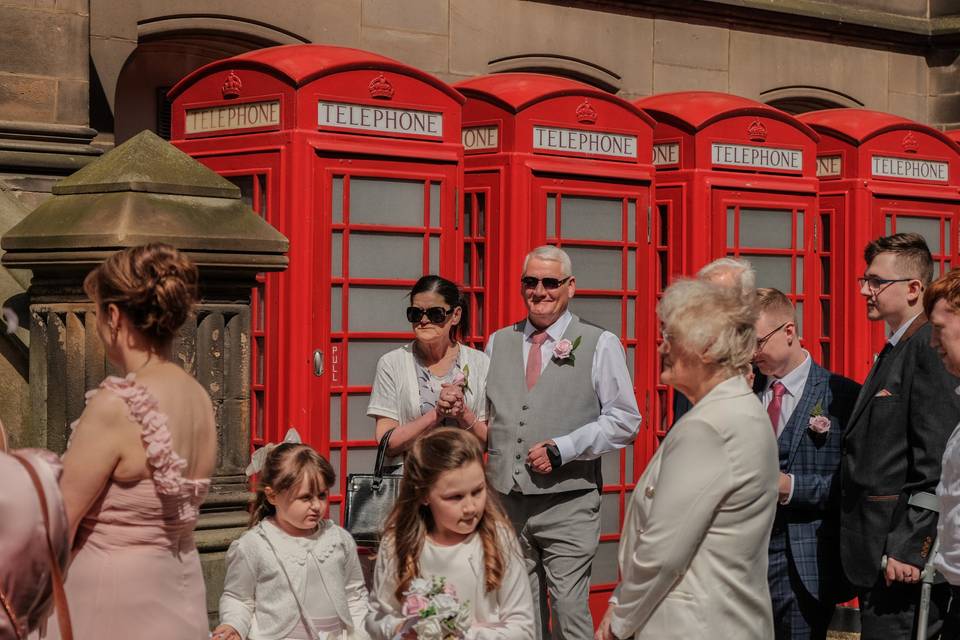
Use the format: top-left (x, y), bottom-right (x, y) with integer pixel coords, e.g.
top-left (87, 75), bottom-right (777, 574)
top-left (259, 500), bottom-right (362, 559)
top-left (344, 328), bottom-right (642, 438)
top-left (455, 72), bottom-right (656, 619)
top-left (798, 109), bottom-right (960, 381)
top-left (168, 45), bottom-right (464, 520)
top-left (636, 91), bottom-right (821, 427)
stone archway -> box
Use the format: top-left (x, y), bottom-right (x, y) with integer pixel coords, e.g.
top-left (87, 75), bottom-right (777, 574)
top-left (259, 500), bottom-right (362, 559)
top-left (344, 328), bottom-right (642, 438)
top-left (89, 5), bottom-right (311, 145)
top-left (760, 85), bottom-right (864, 115)
top-left (487, 53), bottom-right (623, 94)
top-left (114, 34), bottom-right (274, 143)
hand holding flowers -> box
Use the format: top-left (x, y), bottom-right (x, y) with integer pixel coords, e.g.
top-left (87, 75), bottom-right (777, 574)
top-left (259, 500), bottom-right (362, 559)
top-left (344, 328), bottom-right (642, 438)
top-left (438, 365), bottom-right (471, 421)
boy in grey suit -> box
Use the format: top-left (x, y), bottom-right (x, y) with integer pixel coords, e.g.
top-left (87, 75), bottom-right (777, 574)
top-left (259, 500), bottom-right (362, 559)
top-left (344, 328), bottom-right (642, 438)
top-left (485, 246), bottom-right (641, 640)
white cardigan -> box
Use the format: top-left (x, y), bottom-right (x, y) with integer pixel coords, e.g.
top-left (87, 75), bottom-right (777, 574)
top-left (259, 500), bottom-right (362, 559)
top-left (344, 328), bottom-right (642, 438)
top-left (366, 343), bottom-right (489, 465)
top-left (365, 528), bottom-right (534, 640)
top-left (219, 519), bottom-right (371, 640)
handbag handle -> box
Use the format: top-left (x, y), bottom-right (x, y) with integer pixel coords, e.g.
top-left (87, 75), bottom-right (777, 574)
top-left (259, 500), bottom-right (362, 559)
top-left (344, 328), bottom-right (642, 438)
top-left (373, 428), bottom-right (395, 484)
top-left (11, 453), bottom-right (73, 640)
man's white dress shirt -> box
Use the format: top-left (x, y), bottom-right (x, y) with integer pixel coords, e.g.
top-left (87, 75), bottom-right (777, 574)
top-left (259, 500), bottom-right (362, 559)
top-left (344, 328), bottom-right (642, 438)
top-left (760, 351), bottom-right (812, 504)
top-left (485, 310), bottom-right (641, 464)
top-left (888, 313), bottom-right (921, 347)
top-left (935, 387), bottom-right (960, 585)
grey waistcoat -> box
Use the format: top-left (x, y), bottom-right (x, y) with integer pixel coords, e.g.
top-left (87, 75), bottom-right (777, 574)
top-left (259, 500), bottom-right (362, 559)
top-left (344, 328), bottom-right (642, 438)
top-left (486, 314), bottom-right (603, 495)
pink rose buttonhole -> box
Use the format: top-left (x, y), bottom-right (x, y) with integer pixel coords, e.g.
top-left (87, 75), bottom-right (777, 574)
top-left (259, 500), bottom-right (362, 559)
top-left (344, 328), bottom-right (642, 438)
top-left (552, 336), bottom-right (581, 365)
top-left (808, 402), bottom-right (831, 435)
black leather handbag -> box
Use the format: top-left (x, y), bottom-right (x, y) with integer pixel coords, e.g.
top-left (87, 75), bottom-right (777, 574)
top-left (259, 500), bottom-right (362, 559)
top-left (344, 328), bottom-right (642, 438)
top-left (343, 428), bottom-right (402, 548)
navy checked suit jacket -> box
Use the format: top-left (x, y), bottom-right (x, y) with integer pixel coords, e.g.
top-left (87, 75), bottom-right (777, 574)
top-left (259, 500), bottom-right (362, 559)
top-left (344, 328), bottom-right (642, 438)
top-left (759, 361), bottom-right (860, 603)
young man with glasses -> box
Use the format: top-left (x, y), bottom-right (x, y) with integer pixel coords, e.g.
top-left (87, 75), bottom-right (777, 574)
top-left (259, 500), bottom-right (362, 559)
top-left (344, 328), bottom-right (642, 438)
top-left (841, 233), bottom-right (960, 639)
top-left (753, 288), bottom-right (860, 640)
top-left (484, 245), bottom-right (641, 640)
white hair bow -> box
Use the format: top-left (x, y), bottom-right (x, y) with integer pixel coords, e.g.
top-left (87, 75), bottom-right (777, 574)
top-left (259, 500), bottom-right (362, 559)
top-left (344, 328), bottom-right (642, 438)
top-left (244, 428), bottom-right (302, 477)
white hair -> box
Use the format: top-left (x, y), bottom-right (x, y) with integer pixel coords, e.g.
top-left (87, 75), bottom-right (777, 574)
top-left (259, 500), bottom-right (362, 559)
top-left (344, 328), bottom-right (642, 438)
top-left (696, 257), bottom-right (756, 298)
top-left (522, 245), bottom-right (572, 276)
top-left (658, 278), bottom-right (757, 373)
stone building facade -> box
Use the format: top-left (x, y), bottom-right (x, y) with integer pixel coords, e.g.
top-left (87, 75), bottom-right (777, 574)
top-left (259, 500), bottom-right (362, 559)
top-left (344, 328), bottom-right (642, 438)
top-left (3, 1), bottom-right (960, 209)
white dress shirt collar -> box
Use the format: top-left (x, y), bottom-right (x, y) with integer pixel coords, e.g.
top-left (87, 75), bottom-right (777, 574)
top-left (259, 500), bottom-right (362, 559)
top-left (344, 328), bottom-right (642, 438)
top-left (888, 313), bottom-right (921, 347)
top-left (765, 351), bottom-right (812, 399)
top-left (524, 310), bottom-right (572, 343)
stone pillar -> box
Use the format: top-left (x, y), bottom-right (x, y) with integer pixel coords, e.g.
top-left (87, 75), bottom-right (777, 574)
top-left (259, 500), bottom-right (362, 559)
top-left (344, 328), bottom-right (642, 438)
top-left (0, 1), bottom-right (101, 209)
top-left (1, 130), bottom-right (288, 624)
top-left (0, 186), bottom-right (30, 446)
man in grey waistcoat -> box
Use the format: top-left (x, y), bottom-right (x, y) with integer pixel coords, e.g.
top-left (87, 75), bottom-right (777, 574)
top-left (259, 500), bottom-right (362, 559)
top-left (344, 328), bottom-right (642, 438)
top-left (485, 245), bottom-right (642, 640)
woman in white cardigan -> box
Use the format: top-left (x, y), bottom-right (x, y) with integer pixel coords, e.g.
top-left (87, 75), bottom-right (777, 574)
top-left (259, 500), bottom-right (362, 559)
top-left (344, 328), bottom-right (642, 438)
top-left (366, 275), bottom-right (489, 467)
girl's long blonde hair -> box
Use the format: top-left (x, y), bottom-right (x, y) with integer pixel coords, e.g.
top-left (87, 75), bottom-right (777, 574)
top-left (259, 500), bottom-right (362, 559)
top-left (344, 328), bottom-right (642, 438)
top-left (383, 428), bottom-right (512, 601)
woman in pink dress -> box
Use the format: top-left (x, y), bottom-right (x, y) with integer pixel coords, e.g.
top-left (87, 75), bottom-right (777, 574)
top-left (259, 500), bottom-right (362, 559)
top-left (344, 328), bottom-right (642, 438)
top-left (42, 243), bottom-right (217, 639)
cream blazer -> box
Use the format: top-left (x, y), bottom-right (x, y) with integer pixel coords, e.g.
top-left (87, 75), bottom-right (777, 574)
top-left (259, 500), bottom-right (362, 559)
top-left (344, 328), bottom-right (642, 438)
top-left (365, 527), bottom-right (534, 640)
top-left (609, 375), bottom-right (779, 640)
top-left (219, 519), bottom-right (370, 640)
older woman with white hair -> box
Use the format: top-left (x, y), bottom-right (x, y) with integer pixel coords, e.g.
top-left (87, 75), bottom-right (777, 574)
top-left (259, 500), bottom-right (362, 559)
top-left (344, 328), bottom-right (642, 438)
top-left (596, 279), bottom-right (778, 640)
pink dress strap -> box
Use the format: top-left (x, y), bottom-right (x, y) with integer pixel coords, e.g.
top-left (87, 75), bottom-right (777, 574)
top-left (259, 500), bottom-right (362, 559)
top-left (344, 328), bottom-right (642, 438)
top-left (76, 373), bottom-right (211, 521)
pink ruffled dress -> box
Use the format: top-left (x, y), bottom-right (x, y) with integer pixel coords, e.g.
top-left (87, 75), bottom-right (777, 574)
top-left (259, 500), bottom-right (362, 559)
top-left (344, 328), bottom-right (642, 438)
top-left (42, 374), bottom-right (211, 640)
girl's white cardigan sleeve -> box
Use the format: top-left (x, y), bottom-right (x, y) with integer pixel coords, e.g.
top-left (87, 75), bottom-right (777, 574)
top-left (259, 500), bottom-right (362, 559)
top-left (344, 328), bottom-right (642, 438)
top-left (219, 538), bottom-right (257, 638)
top-left (340, 528), bottom-right (373, 639)
top-left (365, 536), bottom-right (406, 640)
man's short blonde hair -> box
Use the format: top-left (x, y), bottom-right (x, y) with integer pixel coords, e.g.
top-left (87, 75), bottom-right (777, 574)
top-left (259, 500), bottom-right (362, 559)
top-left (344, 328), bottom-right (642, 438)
top-left (658, 278), bottom-right (758, 373)
top-left (522, 245), bottom-right (572, 276)
top-left (756, 287), bottom-right (796, 324)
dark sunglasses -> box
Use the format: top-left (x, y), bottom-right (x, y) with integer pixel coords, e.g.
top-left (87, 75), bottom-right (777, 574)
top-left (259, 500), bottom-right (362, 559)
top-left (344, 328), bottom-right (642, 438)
top-left (520, 276), bottom-right (572, 290)
top-left (406, 306), bottom-right (453, 324)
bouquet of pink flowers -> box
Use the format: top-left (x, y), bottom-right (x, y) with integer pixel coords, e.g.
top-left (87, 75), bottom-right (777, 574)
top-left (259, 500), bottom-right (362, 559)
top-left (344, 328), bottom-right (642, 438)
top-left (397, 576), bottom-right (471, 640)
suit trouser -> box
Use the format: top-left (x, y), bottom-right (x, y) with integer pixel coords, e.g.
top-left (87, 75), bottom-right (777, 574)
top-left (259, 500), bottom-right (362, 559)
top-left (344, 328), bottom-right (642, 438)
top-left (857, 578), bottom-right (954, 639)
top-left (500, 489), bottom-right (601, 640)
top-left (768, 529), bottom-right (833, 640)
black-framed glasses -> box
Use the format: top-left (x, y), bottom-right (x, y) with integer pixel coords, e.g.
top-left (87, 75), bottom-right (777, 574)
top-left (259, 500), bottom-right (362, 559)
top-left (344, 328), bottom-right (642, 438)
top-left (857, 275), bottom-right (914, 292)
top-left (756, 321), bottom-right (789, 352)
top-left (406, 306), bottom-right (452, 324)
top-left (520, 276), bottom-right (572, 290)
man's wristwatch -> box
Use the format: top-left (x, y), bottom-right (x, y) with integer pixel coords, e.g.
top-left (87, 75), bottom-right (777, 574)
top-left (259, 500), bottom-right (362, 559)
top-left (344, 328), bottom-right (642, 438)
top-left (545, 443), bottom-right (562, 468)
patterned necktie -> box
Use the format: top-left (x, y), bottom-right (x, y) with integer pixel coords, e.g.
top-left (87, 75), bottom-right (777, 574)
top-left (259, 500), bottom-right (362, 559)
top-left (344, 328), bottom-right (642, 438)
top-left (767, 381), bottom-right (786, 436)
top-left (525, 330), bottom-right (549, 391)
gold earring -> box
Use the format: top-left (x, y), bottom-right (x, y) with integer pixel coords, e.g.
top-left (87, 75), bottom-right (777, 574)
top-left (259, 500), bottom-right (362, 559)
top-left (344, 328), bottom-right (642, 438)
top-left (110, 324), bottom-right (119, 343)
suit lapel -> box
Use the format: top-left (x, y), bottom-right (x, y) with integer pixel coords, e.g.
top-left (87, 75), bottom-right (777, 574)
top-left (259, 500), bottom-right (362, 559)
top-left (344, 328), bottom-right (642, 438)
top-left (785, 363), bottom-right (828, 468)
top-left (846, 315), bottom-right (927, 438)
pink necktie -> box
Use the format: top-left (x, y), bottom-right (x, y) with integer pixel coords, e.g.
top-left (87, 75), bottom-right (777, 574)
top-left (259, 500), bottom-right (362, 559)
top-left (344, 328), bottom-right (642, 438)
top-left (526, 331), bottom-right (549, 390)
top-left (767, 381), bottom-right (786, 435)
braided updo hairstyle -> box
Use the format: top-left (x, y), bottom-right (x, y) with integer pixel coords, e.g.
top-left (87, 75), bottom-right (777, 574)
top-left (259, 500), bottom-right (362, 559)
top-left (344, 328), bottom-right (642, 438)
top-left (83, 243), bottom-right (199, 343)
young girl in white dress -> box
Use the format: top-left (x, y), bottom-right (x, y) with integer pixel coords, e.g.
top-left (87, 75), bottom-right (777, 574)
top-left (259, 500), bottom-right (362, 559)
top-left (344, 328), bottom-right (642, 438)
top-left (213, 432), bottom-right (370, 640)
top-left (366, 428), bottom-right (534, 640)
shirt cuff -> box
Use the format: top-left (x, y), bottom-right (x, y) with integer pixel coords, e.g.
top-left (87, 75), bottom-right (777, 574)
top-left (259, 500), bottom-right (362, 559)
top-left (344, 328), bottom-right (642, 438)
top-left (609, 614), bottom-right (630, 640)
top-left (553, 435), bottom-right (576, 465)
top-left (781, 473), bottom-right (795, 505)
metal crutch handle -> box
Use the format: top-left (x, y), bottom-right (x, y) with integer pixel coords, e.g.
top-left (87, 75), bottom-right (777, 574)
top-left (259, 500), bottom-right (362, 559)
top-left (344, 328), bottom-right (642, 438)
top-left (907, 491), bottom-right (940, 640)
